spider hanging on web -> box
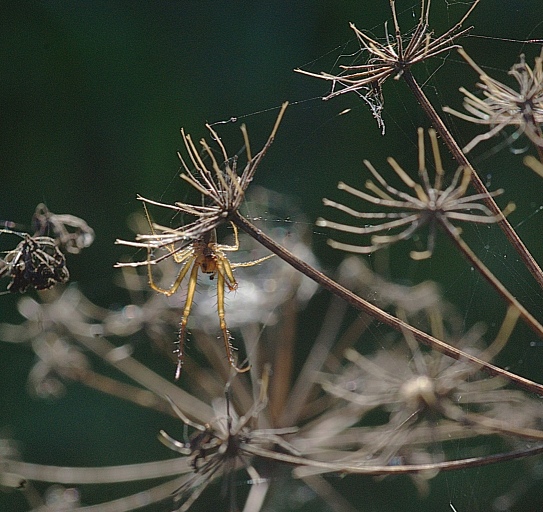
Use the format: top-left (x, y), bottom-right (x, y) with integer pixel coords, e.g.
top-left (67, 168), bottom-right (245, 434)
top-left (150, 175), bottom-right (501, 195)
top-left (116, 104), bottom-right (286, 380)
top-left (127, 218), bottom-right (272, 380)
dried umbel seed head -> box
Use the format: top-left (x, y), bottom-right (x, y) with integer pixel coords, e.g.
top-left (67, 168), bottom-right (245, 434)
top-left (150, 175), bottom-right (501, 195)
top-left (158, 368), bottom-right (299, 511)
top-left (118, 102), bottom-right (288, 250)
top-left (296, 0), bottom-right (480, 132)
top-left (1, 235), bottom-right (69, 293)
top-left (317, 128), bottom-right (514, 259)
top-left (444, 47), bottom-right (543, 156)
top-left (398, 374), bottom-right (437, 410)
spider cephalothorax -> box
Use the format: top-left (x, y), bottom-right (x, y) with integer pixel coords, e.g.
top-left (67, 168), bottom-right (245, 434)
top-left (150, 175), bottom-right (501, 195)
top-left (193, 231), bottom-right (235, 287)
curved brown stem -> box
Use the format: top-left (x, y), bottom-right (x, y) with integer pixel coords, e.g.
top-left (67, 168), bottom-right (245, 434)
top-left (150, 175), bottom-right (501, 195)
top-left (232, 211), bottom-right (543, 396)
top-left (440, 219), bottom-right (543, 340)
top-left (244, 442), bottom-right (543, 476)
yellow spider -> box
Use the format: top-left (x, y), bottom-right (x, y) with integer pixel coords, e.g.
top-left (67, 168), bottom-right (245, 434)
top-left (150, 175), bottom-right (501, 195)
top-left (147, 222), bottom-right (272, 380)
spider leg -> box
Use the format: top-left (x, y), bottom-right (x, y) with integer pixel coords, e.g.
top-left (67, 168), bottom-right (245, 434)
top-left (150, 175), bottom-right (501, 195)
top-left (147, 250), bottom-right (194, 297)
top-left (219, 222), bottom-right (240, 252)
top-left (216, 260), bottom-right (249, 373)
top-left (220, 222), bottom-right (274, 268)
top-left (220, 254), bottom-right (238, 291)
top-left (230, 254), bottom-right (274, 269)
top-left (175, 261), bottom-right (200, 380)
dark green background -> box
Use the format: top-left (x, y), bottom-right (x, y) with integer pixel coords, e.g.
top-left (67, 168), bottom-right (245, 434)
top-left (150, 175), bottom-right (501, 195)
top-left (2, 1), bottom-right (543, 511)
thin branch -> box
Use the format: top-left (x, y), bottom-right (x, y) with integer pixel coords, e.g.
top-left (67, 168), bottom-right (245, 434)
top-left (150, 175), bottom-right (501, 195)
top-left (6, 459), bottom-right (191, 484)
top-left (69, 332), bottom-right (215, 425)
top-left (244, 442), bottom-right (543, 476)
top-left (438, 218), bottom-right (543, 339)
top-left (231, 211), bottom-right (543, 396)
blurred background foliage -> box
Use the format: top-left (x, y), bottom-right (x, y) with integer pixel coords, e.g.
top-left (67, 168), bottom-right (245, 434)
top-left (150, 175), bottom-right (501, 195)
top-left (1, 1), bottom-right (543, 511)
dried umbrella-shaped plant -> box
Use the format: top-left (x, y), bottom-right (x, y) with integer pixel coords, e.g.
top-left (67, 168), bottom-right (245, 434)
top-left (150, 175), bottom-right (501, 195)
top-left (0, 206), bottom-right (346, 511)
top-left (321, 305), bottom-right (543, 450)
top-left (159, 367), bottom-right (300, 512)
top-left (443, 47), bottom-right (543, 162)
top-left (3, 235), bottom-right (543, 510)
top-left (317, 127), bottom-right (543, 345)
top-left (306, 305), bottom-right (543, 495)
top-left (295, 0), bottom-right (480, 132)
top-left (296, 0), bottom-right (543, 294)
top-left (317, 128), bottom-right (512, 259)
top-left (1, 205), bottom-right (94, 294)
top-left (0, 232), bottom-right (69, 294)
top-left (121, 102), bottom-right (288, 243)
top-left (5, 5), bottom-right (543, 510)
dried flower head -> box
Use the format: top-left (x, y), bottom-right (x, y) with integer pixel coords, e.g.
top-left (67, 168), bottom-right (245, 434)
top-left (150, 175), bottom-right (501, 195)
top-left (296, 0), bottom-right (480, 132)
top-left (159, 367), bottom-right (299, 511)
top-left (316, 305), bottom-right (543, 491)
top-left (0, 206), bottom-right (93, 294)
top-left (444, 47), bottom-right (543, 156)
top-left (115, 105), bottom-right (287, 379)
top-left (316, 128), bottom-right (514, 259)
top-left (118, 102), bottom-right (287, 253)
top-left (0, 233), bottom-right (69, 293)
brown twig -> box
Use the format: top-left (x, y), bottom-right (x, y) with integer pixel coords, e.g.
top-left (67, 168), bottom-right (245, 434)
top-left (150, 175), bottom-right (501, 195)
top-left (232, 211), bottom-right (543, 396)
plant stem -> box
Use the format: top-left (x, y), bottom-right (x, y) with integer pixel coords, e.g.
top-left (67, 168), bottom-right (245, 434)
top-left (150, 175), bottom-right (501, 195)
top-left (440, 220), bottom-right (543, 340)
top-left (402, 69), bottom-right (543, 290)
top-left (7, 459), bottom-right (191, 484)
top-left (232, 211), bottom-right (543, 396)
top-left (245, 442), bottom-right (543, 475)
top-left (72, 331), bottom-right (215, 424)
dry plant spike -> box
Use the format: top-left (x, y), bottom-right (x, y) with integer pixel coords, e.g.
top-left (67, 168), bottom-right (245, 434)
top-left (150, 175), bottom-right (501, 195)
top-left (524, 154), bottom-right (543, 177)
top-left (443, 47), bottom-right (543, 158)
top-left (0, 205), bottom-right (93, 294)
top-left (295, 0), bottom-right (480, 131)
